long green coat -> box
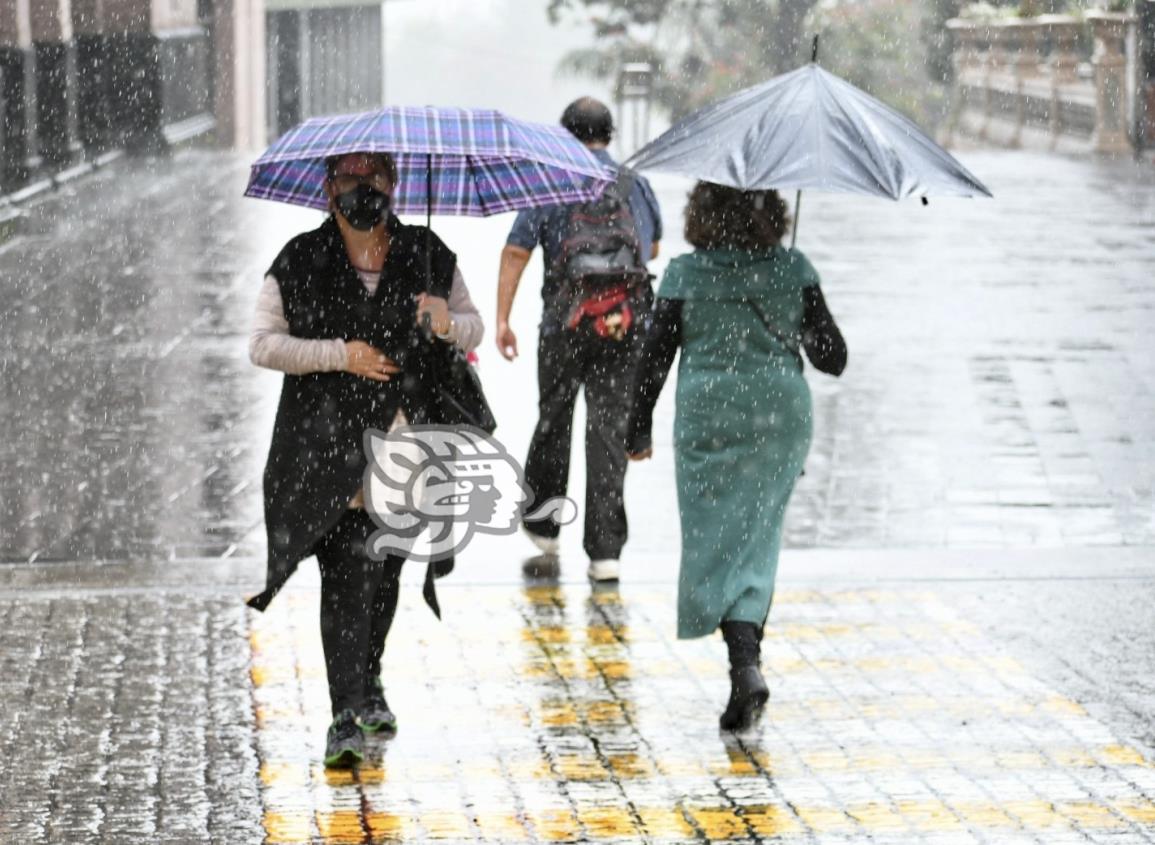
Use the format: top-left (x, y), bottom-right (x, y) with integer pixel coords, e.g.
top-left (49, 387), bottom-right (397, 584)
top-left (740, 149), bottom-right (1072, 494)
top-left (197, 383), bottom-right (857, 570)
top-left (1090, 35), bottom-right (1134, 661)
top-left (659, 247), bottom-right (817, 639)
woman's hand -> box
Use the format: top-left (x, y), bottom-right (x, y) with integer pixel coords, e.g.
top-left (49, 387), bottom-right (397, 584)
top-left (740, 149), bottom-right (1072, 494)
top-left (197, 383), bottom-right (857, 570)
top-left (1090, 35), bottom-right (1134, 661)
top-left (627, 448), bottom-right (653, 462)
top-left (415, 293), bottom-right (451, 337)
top-left (345, 340), bottom-right (401, 382)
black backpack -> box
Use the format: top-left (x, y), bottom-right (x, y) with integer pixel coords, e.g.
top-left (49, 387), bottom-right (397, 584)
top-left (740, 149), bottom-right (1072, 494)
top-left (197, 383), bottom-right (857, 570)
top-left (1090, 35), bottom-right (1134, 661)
top-left (547, 169), bottom-right (651, 338)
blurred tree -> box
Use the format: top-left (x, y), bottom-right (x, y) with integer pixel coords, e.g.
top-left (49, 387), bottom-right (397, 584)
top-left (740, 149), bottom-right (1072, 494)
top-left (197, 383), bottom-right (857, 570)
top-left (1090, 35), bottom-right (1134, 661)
top-left (552, 0), bottom-right (1100, 128)
top-left (924, 0), bottom-right (963, 86)
top-left (547, 0), bottom-right (819, 119)
top-left (811, 0), bottom-right (947, 127)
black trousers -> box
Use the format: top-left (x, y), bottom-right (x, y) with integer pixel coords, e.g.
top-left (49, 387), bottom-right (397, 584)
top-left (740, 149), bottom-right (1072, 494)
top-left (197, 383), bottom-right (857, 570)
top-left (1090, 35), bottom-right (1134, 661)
top-left (522, 325), bottom-right (638, 560)
top-left (314, 508), bottom-right (404, 717)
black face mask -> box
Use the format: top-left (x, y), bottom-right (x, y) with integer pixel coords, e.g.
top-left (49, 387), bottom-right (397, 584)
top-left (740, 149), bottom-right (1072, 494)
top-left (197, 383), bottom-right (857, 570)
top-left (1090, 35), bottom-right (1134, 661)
top-left (334, 183), bottom-right (390, 231)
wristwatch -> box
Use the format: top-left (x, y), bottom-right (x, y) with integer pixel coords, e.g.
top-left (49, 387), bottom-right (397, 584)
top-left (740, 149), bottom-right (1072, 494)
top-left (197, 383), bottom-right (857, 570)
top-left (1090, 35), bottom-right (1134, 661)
top-left (435, 317), bottom-right (456, 341)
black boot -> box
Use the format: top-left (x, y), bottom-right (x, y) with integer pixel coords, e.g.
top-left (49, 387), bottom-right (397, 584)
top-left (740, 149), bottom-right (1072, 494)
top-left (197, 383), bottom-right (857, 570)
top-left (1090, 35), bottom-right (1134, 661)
top-left (719, 621), bottom-right (769, 731)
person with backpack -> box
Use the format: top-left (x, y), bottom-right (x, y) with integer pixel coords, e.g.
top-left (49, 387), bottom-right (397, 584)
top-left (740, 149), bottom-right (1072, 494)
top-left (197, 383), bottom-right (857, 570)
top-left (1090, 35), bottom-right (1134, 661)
top-left (495, 97), bottom-right (662, 582)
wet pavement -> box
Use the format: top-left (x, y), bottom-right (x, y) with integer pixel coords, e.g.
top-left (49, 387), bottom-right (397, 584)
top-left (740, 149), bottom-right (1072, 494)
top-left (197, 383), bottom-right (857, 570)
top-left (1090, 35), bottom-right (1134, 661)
top-left (1, 148), bottom-right (1154, 843)
top-left (2, 566), bottom-right (1154, 844)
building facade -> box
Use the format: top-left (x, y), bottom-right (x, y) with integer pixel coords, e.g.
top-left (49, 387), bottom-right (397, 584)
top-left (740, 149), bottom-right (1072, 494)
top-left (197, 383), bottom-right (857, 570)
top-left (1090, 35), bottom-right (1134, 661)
top-left (0, 0), bottom-right (265, 192)
top-left (265, 0), bottom-right (382, 139)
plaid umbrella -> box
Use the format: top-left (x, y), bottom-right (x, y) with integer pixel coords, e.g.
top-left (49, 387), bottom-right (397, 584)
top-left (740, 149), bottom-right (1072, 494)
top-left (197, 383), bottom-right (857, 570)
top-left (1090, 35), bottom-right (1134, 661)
top-left (244, 106), bottom-right (614, 216)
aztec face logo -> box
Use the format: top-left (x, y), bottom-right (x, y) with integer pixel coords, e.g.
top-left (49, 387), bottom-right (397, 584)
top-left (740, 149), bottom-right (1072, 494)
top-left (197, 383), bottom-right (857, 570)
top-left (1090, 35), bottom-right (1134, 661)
top-left (362, 425), bottom-right (576, 563)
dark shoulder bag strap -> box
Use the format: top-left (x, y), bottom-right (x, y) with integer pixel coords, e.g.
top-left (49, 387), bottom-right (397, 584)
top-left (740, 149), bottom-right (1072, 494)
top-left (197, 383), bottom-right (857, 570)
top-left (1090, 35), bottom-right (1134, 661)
top-left (745, 298), bottom-right (803, 372)
top-left (743, 252), bottom-right (803, 371)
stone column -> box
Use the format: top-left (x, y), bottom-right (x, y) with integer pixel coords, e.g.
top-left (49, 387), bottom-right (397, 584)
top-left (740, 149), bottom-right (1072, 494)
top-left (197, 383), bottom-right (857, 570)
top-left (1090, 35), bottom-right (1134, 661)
top-left (31, 0), bottom-right (77, 168)
top-left (1086, 10), bottom-right (1135, 155)
top-left (0, 0), bottom-right (32, 186)
top-left (103, 0), bottom-right (166, 153)
top-left (72, 0), bottom-right (109, 154)
top-left (1043, 16), bottom-right (1082, 149)
top-left (1013, 19), bottom-right (1043, 78)
top-left (945, 20), bottom-right (979, 144)
top-left (980, 23), bottom-right (1011, 140)
top-left (1009, 20), bottom-right (1043, 148)
top-left (213, 0), bottom-right (265, 149)
top-left (1046, 17), bottom-right (1082, 84)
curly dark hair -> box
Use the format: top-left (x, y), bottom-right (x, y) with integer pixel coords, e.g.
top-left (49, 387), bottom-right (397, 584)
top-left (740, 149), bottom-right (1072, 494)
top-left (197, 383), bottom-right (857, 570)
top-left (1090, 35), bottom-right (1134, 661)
top-left (683, 182), bottom-right (792, 251)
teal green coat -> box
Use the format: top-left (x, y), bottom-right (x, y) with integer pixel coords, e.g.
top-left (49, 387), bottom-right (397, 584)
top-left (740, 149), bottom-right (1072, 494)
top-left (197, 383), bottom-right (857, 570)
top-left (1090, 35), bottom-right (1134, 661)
top-left (660, 247), bottom-right (816, 638)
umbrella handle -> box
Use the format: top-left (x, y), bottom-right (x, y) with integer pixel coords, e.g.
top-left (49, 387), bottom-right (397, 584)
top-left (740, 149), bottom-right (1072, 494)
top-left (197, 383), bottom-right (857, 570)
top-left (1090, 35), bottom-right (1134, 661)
top-left (425, 152), bottom-right (433, 292)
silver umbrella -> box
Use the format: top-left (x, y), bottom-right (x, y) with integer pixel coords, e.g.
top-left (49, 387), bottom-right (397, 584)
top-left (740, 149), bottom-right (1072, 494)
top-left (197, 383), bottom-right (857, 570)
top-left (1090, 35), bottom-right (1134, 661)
top-left (625, 46), bottom-right (992, 244)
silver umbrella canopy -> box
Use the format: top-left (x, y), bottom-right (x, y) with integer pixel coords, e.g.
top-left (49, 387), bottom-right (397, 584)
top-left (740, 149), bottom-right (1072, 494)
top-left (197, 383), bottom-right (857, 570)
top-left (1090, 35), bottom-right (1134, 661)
top-left (625, 61), bottom-right (991, 242)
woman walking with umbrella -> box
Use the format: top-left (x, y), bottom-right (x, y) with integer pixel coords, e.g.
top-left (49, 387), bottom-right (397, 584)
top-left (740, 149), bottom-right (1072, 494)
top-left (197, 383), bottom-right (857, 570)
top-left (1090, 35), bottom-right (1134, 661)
top-left (248, 151), bottom-right (483, 766)
top-left (626, 183), bottom-right (847, 731)
top-left (622, 46), bottom-right (989, 732)
top-left (242, 107), bottom-right (614, 767)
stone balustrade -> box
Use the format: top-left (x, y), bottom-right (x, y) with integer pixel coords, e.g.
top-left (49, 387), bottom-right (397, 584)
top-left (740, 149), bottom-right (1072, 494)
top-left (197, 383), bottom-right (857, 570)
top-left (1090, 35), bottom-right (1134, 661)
top-left (946, 12), bottom-right (1137, 155)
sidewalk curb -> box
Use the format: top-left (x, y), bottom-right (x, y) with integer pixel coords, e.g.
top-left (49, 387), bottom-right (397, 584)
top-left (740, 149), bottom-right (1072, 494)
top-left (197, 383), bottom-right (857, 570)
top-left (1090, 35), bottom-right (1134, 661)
top-left (0, 150), bottom-right (126, 247)
top-left (0, 119), bottom-right (215, 247)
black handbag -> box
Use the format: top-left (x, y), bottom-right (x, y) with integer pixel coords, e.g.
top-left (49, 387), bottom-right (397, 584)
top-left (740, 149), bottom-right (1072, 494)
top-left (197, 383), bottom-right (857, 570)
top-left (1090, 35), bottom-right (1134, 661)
top-left (432, 340), bottom-right (497, 433)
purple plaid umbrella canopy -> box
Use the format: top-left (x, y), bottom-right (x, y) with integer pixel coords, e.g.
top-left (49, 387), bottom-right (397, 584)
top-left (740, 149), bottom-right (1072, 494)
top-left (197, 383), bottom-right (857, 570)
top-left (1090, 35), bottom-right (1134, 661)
top-left (244, 106), bottom-right (615, 217)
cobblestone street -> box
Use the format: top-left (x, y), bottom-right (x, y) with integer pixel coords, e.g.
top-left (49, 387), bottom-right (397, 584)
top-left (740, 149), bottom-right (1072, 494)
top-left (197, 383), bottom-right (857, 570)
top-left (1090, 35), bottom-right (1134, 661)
top-left (1, 148), bottom-right (1154, 843)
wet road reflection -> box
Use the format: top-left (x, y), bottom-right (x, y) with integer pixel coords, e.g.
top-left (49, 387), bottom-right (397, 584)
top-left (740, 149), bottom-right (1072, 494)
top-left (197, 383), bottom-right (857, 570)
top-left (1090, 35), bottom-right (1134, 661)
top-left (242, 581), bottom-right (1155, 843)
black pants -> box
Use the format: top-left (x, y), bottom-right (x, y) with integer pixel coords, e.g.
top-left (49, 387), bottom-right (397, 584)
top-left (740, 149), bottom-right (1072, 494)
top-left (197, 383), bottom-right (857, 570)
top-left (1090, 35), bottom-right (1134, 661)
top-left (314, 508), bottom-right (404, 717)
top-left (522, 325), bottom-right (638, 560)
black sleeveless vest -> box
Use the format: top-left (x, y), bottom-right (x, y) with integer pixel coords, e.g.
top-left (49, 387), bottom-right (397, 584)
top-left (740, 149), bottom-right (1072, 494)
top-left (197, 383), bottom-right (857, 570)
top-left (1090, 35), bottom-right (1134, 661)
top-left (248, 214), bottom-right (456, 613)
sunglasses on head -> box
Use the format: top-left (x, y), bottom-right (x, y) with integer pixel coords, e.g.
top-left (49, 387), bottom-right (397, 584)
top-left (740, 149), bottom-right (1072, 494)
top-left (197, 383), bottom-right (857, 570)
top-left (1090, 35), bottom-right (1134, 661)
top-left (330, 170), bottom-right (392, 194)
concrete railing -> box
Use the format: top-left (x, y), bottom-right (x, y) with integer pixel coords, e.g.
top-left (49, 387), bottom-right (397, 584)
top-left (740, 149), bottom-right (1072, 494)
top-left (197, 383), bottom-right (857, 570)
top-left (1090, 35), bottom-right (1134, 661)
top-left (946, 12), bottom-right (1136, 154)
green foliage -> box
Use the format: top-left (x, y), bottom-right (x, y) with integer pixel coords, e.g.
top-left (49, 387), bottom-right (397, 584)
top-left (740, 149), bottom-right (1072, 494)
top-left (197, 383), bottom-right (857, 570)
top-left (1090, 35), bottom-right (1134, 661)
top-left (548, 0), bottom-right (1022, 129)
top-left (548, 0), bottom-right (820, 119)
top-left (808, 0), bottom-right (947, 128)
top-left (924, 0), bottom-right (962, 84)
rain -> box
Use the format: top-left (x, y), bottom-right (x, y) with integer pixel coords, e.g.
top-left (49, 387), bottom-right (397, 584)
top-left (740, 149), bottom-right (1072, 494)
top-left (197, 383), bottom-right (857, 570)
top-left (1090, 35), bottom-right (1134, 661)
top-left (2, 0), bottom-right (1155, 842)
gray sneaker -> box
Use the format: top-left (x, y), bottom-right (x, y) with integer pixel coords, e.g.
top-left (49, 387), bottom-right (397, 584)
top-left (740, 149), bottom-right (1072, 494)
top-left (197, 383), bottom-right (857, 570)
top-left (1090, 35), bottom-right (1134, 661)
top-left (324, 709), bottom-right (364, 768)
top-left (361, 678), bottom-right (397, 734)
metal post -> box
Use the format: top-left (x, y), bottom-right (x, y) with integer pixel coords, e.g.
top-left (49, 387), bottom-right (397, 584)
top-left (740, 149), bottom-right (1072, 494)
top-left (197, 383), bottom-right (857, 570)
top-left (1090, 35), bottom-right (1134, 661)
top-left (615, 62), bottom-right (654, 156)
top-left (1140, 0), bottom-right (1155, 152)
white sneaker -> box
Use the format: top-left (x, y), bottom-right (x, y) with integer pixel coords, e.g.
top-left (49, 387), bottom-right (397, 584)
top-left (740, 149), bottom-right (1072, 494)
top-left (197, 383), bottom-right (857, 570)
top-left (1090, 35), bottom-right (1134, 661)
top-left (587, 558), bottom-right (620, 582)
top-left (522, 524), bottom-right (559, 556)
